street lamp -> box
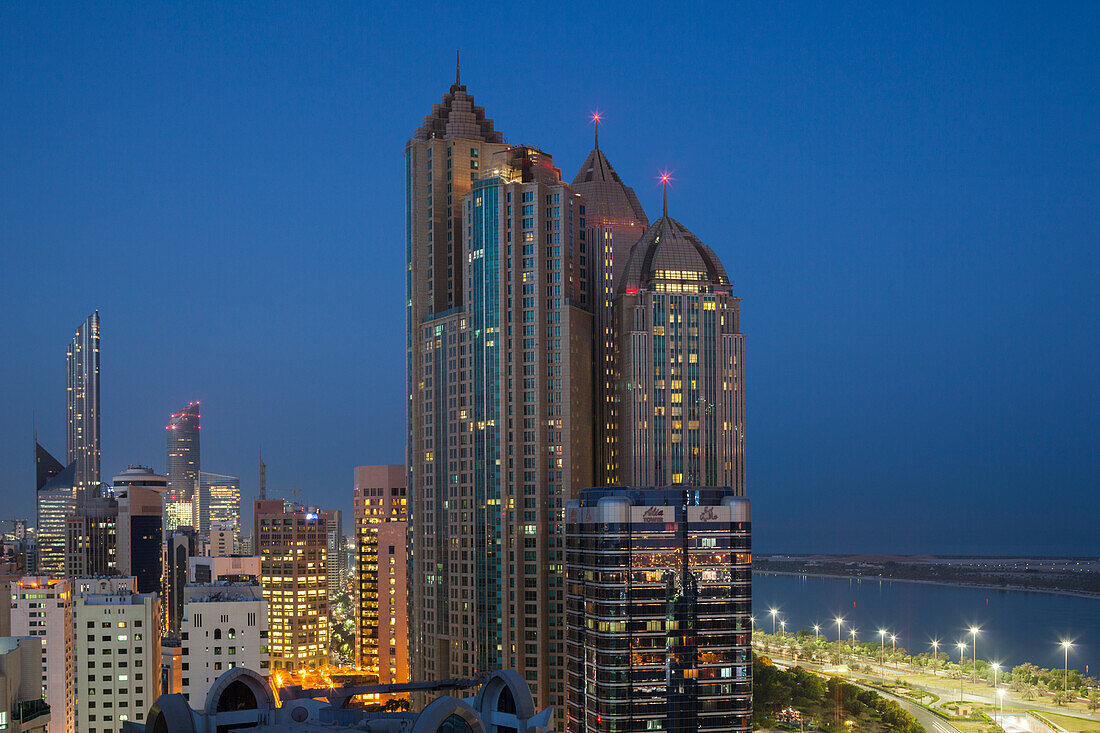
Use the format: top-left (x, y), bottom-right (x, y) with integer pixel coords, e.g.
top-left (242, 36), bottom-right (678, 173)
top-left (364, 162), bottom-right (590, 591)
top-left (835, 617), bottom-right (845, 644)
top-left (992, 662), bottom-right (1000, 696)
top-left (931, 639), bottom-right (940, 674)
top-left (814, 624), bottom-right (821, 639)
top-left (997, 688), bottom-right (1005, 727)
top-left (770, 608), bottom-right (779, 635)
top-left (1061, 640), bottom-right (1073, 695)
top-left (970, 626), bottom-right (981, 681)
top-left (957, 642), bottom-right (967, 708)
top-left (879, 629), bottom-right (888, 684)
top-left (780, 619), bottom-right (787, 636)
top-left (850, 628), bottom-right (858, 647)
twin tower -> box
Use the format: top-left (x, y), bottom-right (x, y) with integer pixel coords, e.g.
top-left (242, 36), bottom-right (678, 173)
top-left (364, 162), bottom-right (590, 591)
top-left (403, 70), bottom-right (746, 716)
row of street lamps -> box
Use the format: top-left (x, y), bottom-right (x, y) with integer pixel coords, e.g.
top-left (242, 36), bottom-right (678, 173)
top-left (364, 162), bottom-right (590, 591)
top-left (754, 609), bottom-right (1079, 699)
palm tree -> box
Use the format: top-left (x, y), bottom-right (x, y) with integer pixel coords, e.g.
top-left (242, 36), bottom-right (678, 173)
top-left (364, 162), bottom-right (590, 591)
top-left (1022, 684), bottom-right (1037, 701)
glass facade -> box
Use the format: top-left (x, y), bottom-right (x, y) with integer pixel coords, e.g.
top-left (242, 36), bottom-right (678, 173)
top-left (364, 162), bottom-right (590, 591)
top-left (67, 311), bottom-right (100, 496)
top-left (166, 401), bottom-right (201, 529)
top-left (565, 488), bottom-right (752, 733)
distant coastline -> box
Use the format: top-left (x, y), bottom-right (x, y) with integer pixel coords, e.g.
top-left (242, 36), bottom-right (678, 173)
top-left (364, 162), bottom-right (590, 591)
top-left (753, 555), bottom-right (1100, 600)
top-left (754, 569), bottom-right (1100, 600)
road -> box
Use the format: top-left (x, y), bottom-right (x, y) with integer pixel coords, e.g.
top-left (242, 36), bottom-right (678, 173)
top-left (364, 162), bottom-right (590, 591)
top-left (771, 657), bottom-right (962, 733)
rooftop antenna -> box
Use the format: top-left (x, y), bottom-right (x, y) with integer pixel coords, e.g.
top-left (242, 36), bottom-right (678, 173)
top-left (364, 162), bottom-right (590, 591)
top-left (590, 111), bottom-right (602, 150)
top-left (659, 170), bottom-right (673, 218)
top-left (455, 49), bottom-right (460, 86)
top-left (259, 448), bottom-right (267, 501)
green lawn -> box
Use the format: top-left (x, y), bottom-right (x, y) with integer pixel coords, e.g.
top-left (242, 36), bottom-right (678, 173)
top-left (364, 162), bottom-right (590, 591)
top-left (1032, 711), bottom-right (1100, 733)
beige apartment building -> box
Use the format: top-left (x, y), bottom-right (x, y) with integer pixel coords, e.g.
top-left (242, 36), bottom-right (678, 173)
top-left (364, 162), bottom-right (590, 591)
top-left (252, 500), bottom-right (327, 671)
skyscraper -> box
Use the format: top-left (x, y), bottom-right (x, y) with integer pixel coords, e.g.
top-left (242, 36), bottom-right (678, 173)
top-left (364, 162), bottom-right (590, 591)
top-left (613, 200), bottom-right (746, 490)
top-left (197, 472), bottom-right (240, 536)
top-left (321, 508), bottom-right (344, 598)
top-left (113, 465), bottom-right (167, 594)
top-left (35, 444), bottom-right (76, 576)
top-left (64, 493), bottom-right (117, 578)
top-left (165, 401), bottom-right (201, 531)
top-left (67, 312), bottom-right (100, 497)
top-left (565, 489), bottom-right (752, 733)
top-left (253, 500), bottom-right (328, 671)
top-left (409, 134), bottom-right (596, 712)
top-left (571, 123), bottom-right (649, 485)
top-left (405, 67), bottom-right (507, 688)
top-left (352, 465), bottom-right (406, 676)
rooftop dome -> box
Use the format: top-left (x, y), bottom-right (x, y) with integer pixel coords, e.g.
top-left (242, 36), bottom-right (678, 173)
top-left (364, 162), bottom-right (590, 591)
top-left (618, 215), bottom-right (730, 294)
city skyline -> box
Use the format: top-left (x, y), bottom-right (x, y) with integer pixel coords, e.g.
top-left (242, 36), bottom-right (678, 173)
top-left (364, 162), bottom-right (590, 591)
top-left (2, 2), bottom-right (1098, 555)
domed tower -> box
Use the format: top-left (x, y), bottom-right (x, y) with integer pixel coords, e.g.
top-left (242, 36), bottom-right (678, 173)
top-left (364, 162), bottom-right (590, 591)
top-left (570, 117), bottom-right (649, 484)
top-left (614, 191), bottom-right (745, 492)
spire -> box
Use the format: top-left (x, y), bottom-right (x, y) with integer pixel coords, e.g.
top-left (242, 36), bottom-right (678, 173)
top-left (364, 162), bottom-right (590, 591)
top-left (659, 171), bottom-right (672, 218)
top-left (591, 111), bottom-right (602, 150)
top-left (455, 49), bottom-right (461, 86)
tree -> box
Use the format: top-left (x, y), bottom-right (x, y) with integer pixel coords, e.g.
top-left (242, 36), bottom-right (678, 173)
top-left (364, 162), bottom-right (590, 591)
top-left (1023, 684), bottom-right (1037, 701)
top-left (1087, 690), bottom-right (1099, 711)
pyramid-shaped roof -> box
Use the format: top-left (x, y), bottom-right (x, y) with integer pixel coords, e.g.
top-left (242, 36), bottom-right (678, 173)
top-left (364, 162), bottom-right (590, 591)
top-left (571, 148), bottom-right (648, 227)
top-left (413, 81), bottom-right (504, 143)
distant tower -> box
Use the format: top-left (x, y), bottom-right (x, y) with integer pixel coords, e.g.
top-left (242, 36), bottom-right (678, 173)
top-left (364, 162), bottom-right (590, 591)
top-left (66, 311), bottom-right (100, 497)
top-left (259, 450), bottom-right (266, 500)
top-left (114, 465), bottom-right (167, 594)
top-left (165, 401), bottom-right (201, 530)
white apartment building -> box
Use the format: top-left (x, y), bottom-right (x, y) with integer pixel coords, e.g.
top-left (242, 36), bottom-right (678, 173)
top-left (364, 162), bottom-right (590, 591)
top-left (10, 577), bottom-right (73, 733)
top-left (0, 636), bottom-right (50, 733)
top-left (74, 590), bottom-right (160, 733)
top-left (208, 526), bottom-right (238, 557)
top-left (180, 583), bottom-right (268, 707)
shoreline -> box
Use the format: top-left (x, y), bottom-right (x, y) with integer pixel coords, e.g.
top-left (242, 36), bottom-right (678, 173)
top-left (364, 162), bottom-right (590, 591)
top-left (753, 569), bottom-right (1100, 600)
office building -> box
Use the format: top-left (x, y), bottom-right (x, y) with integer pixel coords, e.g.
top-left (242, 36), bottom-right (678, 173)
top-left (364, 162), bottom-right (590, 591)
top-left (113, 467), bottom-right (166, 595)
top-left (207, 526), bottom-right (237, 557)
top-left (187, 556), bottom-right (260, 585)
top-left (352, 465), bottom-right (407, 676)
top-left (253, 500), bottom-right (328, 671)
top-left (570, 124), bottom-right (650, 485)
top-left (166, 529), bottom-right (198, 635)
top-left (35, 445), bottom-right (76, 577)
top-left (10, 577), bottom-right (73, 733)
top-left (67, 312), bottom-right (100, 497)
top-left (74, 588), bottom-right (161, 732)
top-left (165, 402), bottom-right (200, 531)
top-left (565, 488), bottom-right (752, 733)
top-left (196, 473), bottom-right (239, 537)
top-left (0, 636), bottom-right (50, 733)
top-left (126, 668), bottom-right (552, 733)
top-left (614, 201), bottom-right (746, 491)
top-left (179, 582), bottom-right (268, 707)
top-left (322, 509), bottom-right (345, 598)
top-left (64, 494), bottom-right (117, 578)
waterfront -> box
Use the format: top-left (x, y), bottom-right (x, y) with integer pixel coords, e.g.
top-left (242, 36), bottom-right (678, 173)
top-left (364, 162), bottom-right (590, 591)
top-left (754, 572), bottom-right (1100, 674)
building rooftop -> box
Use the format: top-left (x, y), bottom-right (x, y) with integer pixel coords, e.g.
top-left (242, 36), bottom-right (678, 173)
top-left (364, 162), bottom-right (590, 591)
top-left (412, 60), bottom-right (503, 143)
top-left (570, 147), bottom-right (648, 228)
top-left (619, 215), bottom-right (730, 293)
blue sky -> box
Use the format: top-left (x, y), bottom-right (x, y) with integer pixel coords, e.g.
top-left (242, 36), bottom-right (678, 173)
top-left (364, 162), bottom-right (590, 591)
top-left (1, 1), bottom-right (1097, 553)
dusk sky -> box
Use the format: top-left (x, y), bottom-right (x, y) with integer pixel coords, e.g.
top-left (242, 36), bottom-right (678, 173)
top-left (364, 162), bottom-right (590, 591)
top-left (2, 2), bottom-right (1097, 554)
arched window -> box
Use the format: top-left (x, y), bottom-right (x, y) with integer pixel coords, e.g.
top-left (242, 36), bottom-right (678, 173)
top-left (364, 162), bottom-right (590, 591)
top-left (214, 629), bottom-right (222, 640)
top-left (439, 713), bottom-right (474, 733)
top-left (228, 628), bottom-right (236, 639)
top-left (216, 679), bottom-right (258, 712)
top-left (497, 684), bottom-right (517, 714)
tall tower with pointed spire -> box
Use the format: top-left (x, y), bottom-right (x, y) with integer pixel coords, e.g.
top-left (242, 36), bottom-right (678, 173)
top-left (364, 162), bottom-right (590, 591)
top-left (614, 190), bottom-right (746, 492)
top-left (570, 118), bottom-right (649, 484)
top-left (405, 60), bottom-right (509, 694)
top-left (67, 311), bottom-right (100, 497)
